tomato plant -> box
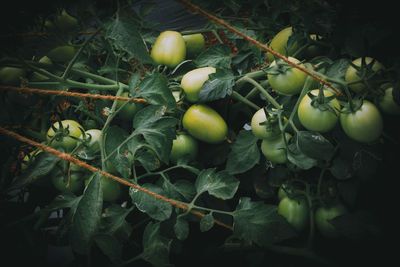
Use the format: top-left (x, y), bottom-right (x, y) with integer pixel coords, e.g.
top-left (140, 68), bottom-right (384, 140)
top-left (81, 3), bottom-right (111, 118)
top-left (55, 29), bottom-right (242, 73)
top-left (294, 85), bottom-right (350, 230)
top-left (298, 89), bottom-right (340, 133)
top-left (278, 196), bottom-right (309, 232)
top-left (46, 119), bottom-right (84, 152)
top-left (340, 100), bottom-right (383, 143)
top-left (182, 104), bottom-right (228, 144)
top-left (150, 30), bottom-right (186, 68)
top-left (315, 203), bottom-right (348, 238)
top-left (1, 1), bottom-right (397, 267)
top-left (267, 57), bottom-right (307, 95)
top-left (181, 66), bottom-right (216, 102)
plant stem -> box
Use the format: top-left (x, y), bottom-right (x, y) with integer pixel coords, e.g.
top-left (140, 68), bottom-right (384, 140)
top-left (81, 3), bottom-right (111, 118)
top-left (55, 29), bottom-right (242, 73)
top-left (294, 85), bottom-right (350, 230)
top-left (238, 76), bottom-right (281, 109)
top-left (231, 91), bottom-right (260, 110)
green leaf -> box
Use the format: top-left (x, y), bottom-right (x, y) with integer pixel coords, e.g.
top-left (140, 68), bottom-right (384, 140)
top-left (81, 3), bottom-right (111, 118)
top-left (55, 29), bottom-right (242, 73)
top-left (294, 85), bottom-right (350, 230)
top-left (198, 68), bottom-right (235, 102)
top-left (232, 197), bottom-right (296, 246)
top-left (200, 213), bottom-right (215, 232)
top-left (133, 73), bottom-right (176, 109)
top-left (297, 131), bottom-right (335, 161)
top-left (195, 44), bottom-right (232, 68)
top-left (226, 130), bottom-right (260, 175)
top-left (174, 217), bottom-right (189, 240)
top-left (69, 172), bottom-right (103, 254)
top-left (129, 183), bottom-right (172, 221)
top-left (195, 168), bottom-right (239, 200)
top-left (94, 234), bottom-right (122, 264)
top-left (104, 11), bottom-right (152, 64)
top-left (287, 136), bottom-right (318, 170)
top-left (131, 105), bottom-right (178, 163)
top-left (161, 179), bottom-right (196, 201)
top-left (100, 204), bottom-right (134, 235)
top-left (141, 222), bottom-right (171, 267)
top-left (104, 126), bottom-right (131, 178)
top-left (11, 152), bottom-right (60, 189)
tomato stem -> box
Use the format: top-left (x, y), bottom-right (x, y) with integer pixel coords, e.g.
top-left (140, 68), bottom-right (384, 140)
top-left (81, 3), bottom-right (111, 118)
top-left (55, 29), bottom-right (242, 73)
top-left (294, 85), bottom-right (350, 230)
top-left (239, 76), bottom-right (281, 109)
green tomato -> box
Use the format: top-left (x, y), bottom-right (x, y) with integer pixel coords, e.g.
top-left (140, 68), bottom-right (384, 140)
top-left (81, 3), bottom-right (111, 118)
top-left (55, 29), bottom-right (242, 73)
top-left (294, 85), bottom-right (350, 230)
top-left (298, 89), bottom-right (340, 133)
top-left (21, 149), bottom-right (43, 172)
top-left (340, 100), bottom-right (383, 143)
top-left (183, 33), bottom-right (205, 58)
top-left (45, 9), bottom-right (78, 32)
top-left (261, 132), bottom-right (291, 164)
top-left (345, 57), bottom-right (385, 93)
top-left (0, 66), bottom-right (26, 85)
top-left (51, 163), bottom-right (85, 194)
top-left (378, 85), bottom-right (400, 115)
top-left (266, 27), bottom-right (298, 62)
top-left (181, 66), bottom-right (216, 102)
top-left (81, 129), bottom-right (102, 153)
top-left (182, 104), bottom-right (228, 144)
top-left (278, 183), bottom-right (293, 201)
top-left (31, 56), bottom-right (52, 81)
top-left (267, 57), bottom-right (307, 96)
top-left (250, 108), bottom-right (283, 140)
top-left (170, 133), bottom-right (198, 163)
top-left (85, 174), bottom-right (122, 202)
top-left (151, 31), bottom-right (186, 68)
top-left (116, 92), bottom-right (144, 121)
top-left (47, 119), bottom-right (84, 152)
top-left (278, 196), bottom-right (309, 232)
top-left (47, 45), bottom-right (76, 63)
top-left (315, 203), bottom-right (348, 238)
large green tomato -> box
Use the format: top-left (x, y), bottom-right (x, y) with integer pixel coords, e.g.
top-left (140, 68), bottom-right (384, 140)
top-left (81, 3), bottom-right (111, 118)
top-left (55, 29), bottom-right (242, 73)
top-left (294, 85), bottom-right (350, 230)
top-left (345, 57), bottom-right (384, 93)
top-left (47, 45), bottom-right (76, 63)
top-left (278, 196), bottom-right (309, 232)
top-left (116, 92), bottom-right (144, 121)
top-left (261, 132), bottom-right (292, 164)
top-left (0, 66), bottom-right (26, 85)
top-left (250, 108), bottom-right (282, 140)
top-left (85, 174), bottom-right (122, 202)
top-left (183, 33), bottom-right (205, 58)
top-left (170, 133), bottom-right (198, 163)
top-left (151, 31), bottom-right (186, 68)
top-left (266, 27), bottom-right (298, 62)
top-left (31, 56), bottom-right (52, 81)
top-left (378, 85), bottom-right (400, 115)
top-left (340, 100), bottom-right (383, 143)
top-left (181, 66), bottom-right (216, 102)
top-left (267, 57), bottom-right (307, 96)
top-left (47, 119), bottom-right (84, 152)
top-left (298, 89), bottom-right (340, 133)
top-left (182, 104), bottom-right (228, 144)
top-left (315, 203), bottom-right (348, 238)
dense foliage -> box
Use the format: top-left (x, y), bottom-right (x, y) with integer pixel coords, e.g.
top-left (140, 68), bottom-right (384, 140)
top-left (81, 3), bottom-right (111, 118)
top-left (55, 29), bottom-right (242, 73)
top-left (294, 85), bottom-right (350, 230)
top-left (0, 0), bottom-right (398, 266)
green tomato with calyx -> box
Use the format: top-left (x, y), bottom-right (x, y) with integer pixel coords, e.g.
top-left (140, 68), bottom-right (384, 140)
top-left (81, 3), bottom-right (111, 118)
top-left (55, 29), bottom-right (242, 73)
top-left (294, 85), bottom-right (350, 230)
top-left (181, 66), bottom-right (216, 102)
top-left (183, 33), bottom-right (205, 58)
top-left (151, 31), bottom-right (186, 68)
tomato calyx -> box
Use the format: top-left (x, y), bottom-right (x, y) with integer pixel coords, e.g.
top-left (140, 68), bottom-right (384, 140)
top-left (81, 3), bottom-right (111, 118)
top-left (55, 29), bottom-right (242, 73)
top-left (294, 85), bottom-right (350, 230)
top-left (307, 89), bottom-right (340, 115)
top-left (49, 120), bottom-right (84, 143)
top-left (340, 97), bottom-right (363, 114)
top-left (265, 57), bottom-right (298, 75)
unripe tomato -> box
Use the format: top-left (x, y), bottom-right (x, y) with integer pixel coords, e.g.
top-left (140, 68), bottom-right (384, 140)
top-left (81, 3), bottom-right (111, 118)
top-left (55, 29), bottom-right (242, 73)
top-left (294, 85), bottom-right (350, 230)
top-left (51, 163), bottom-right (86, 194)
top-left (85, 174), bottom-right (122, 202)
top-left (182, 104), bottom-right (228, 144)
top-left (261, 132), bottom-right (292, 164)
top-left (266, 27), bottom-right (298, 62)
top-left (183, 33), bottom-right (205, 58)
top-left (151, 31), bottom-right (186, 68)
top-left (0, 66), bottom-right (26, 85)
top-left (181, 66), bottom-right (216, 102)
top-left (47, 45), bottom-right (76, 63)
top-left (278, 196), bottom-right (309, 232)
top-left (170, 133), bottom-right (198, 163)
top-left (116, 92), bottom-right (144, 121)
top-left (315, 203), bottom-right (348, 238)
top-left (250, 108), bottom-right (282, 140)
top-left (345, 57), bottom-right (384, 93)
top-left (31, 56), bottom-right (52, 81)
top-left (47, 120), bottom-right (84, 152)
top-left (21, 149), bottom-right (43, 172)
top-left (378, 85), bottom-right (400, 115)
top-left (45, 9), bottom-right (78, 32)
top-left (298, 89), bottom-right (340, 133)
top-left (267, 57), bottom-right (307, 96)
top-left (340, 100), bottom-right (383, 143)
top-left (81, 129), bottom-right (102, 153)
